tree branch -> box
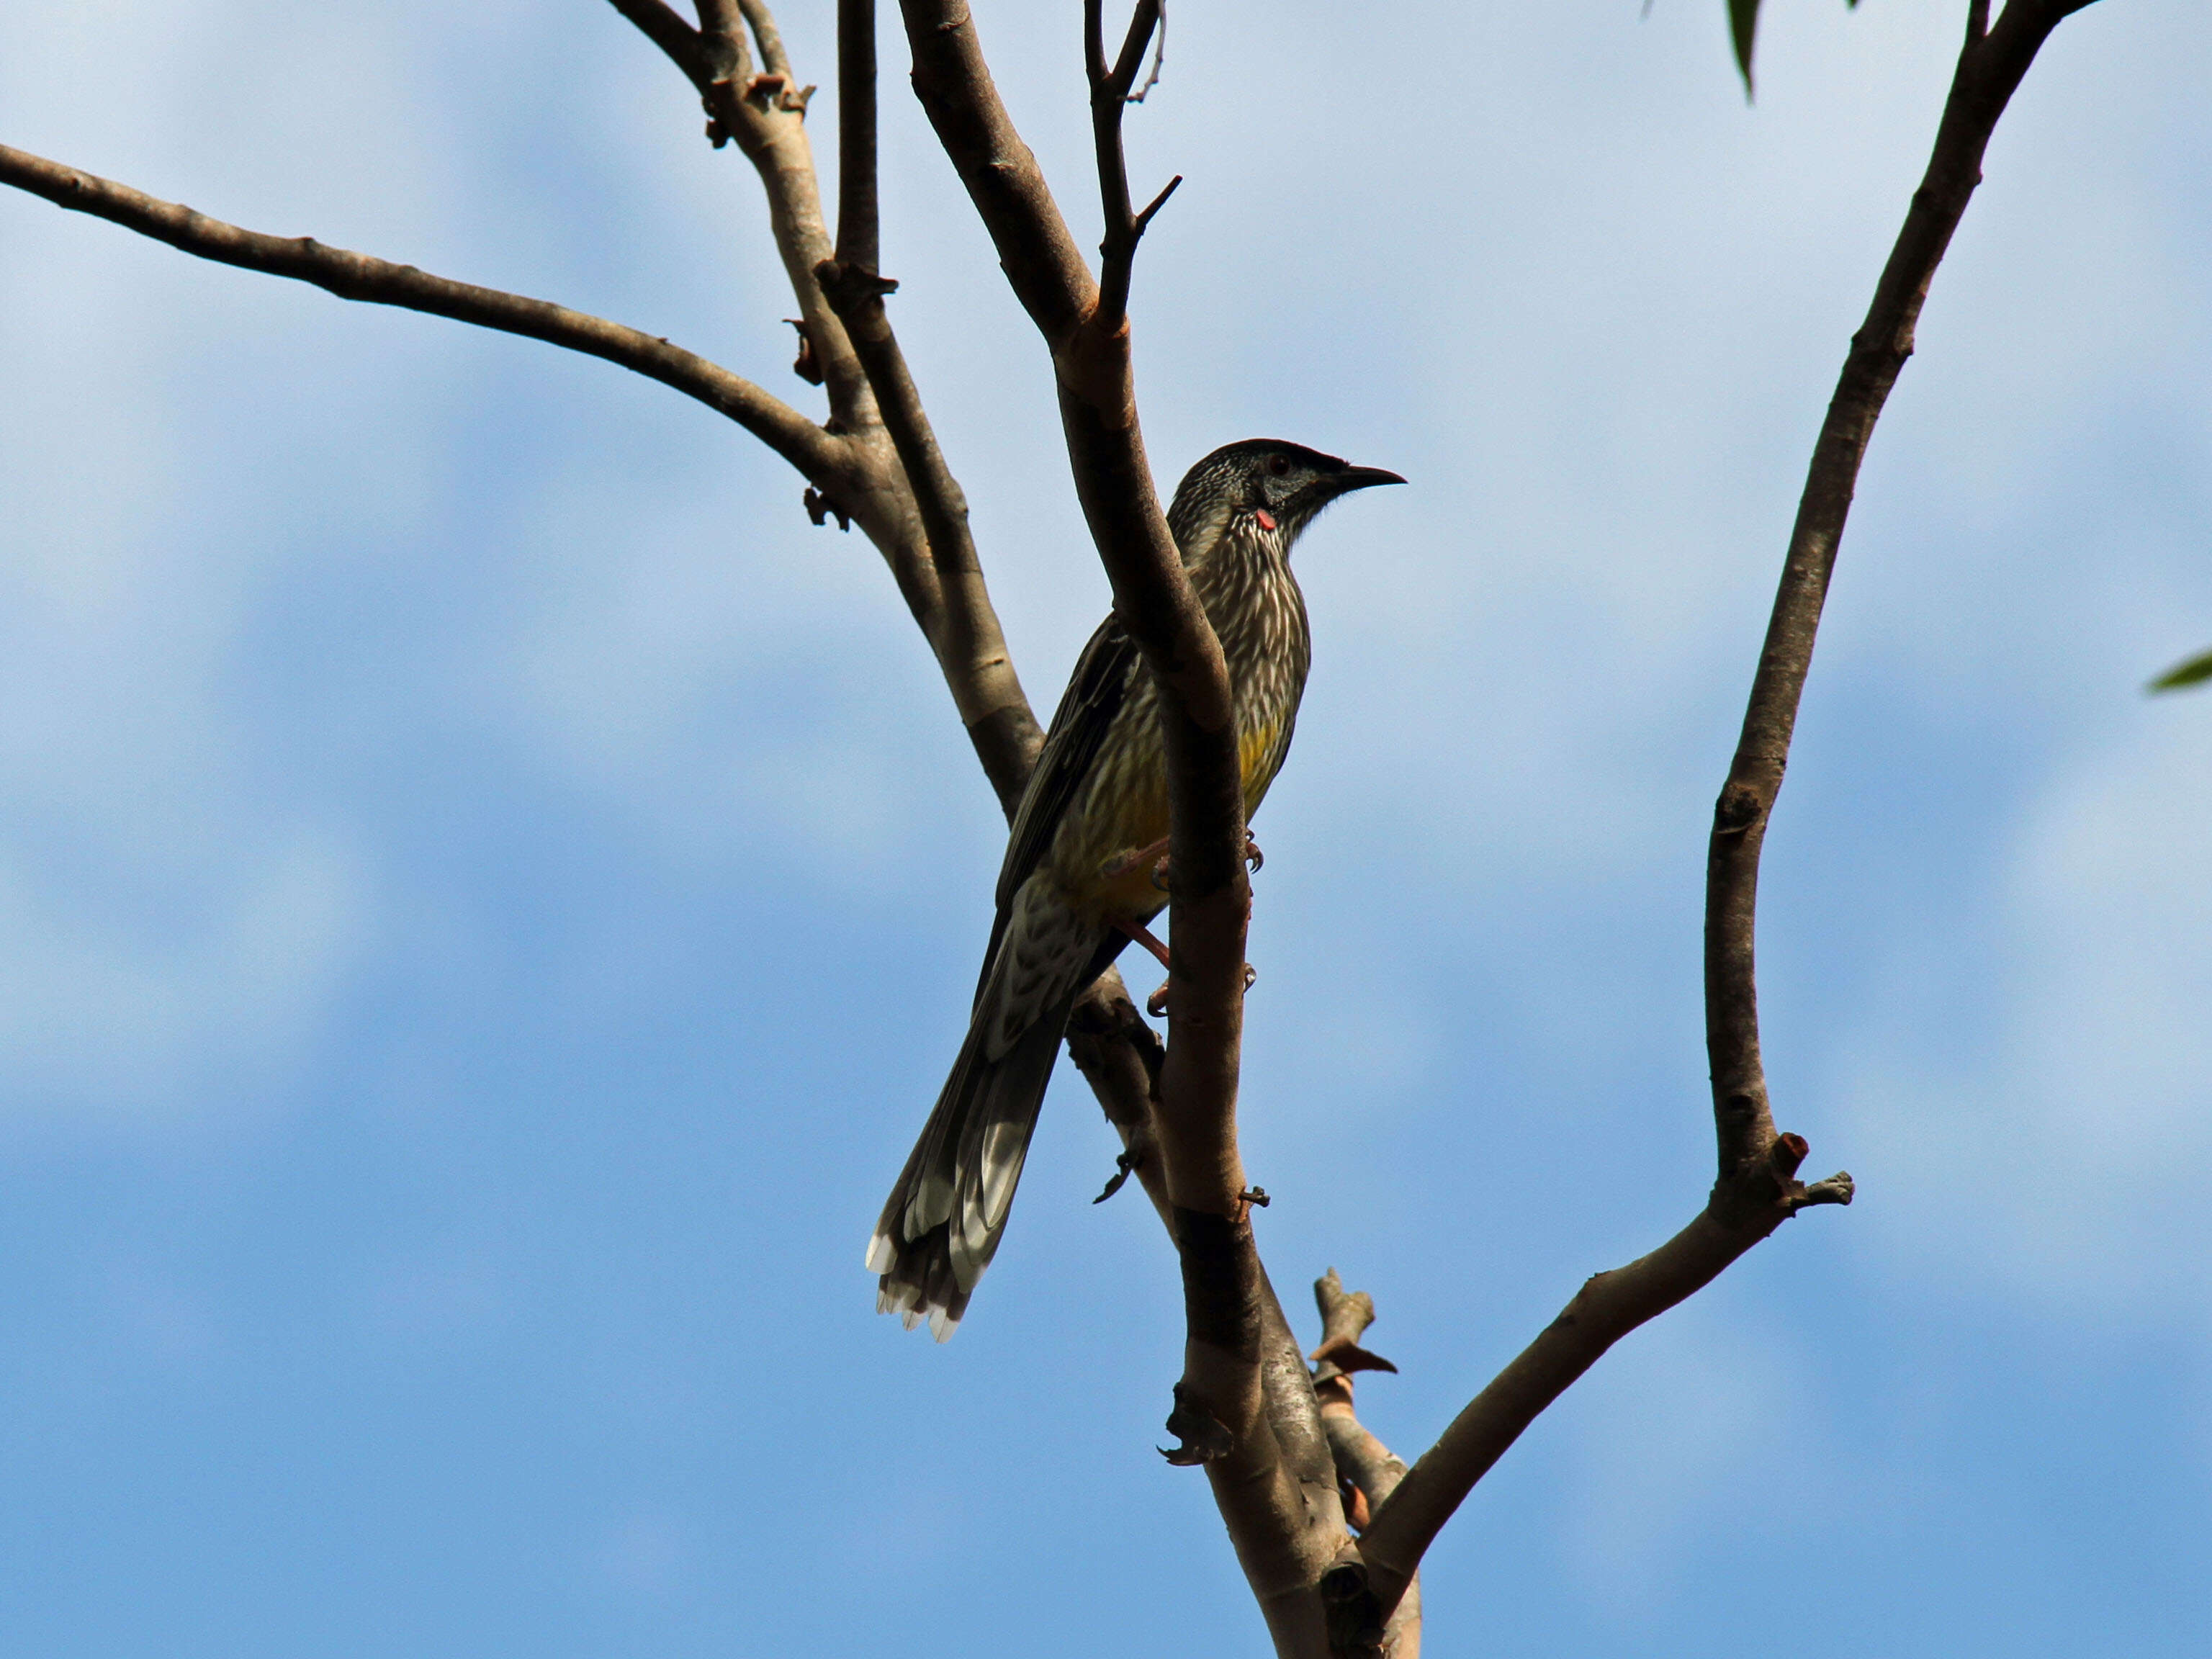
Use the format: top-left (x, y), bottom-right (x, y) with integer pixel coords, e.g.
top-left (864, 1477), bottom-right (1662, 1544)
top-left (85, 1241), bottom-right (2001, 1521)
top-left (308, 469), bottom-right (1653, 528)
top-left (735, 0), bottom-right (796, 81)
top-left (604, 0), bottom-right (710, 80)
top-left (1086, 0), bottom-right (1179, 329)
top-left (891, 0), bottom-right (1319, 1639)
top-left (817, 0), bottom-right (1041, 813)
top-left (0, 141), bottom-right (844, 484)
top-left (1310, 1272), bottom-right (1419, 1659)
top-left (1704, 0), bottom-right (2098, 1182)
top-left (606, 0), bottom-right (876, 428)
top-left (835, 0), bottom-right (881, 277)
top-left (1349, 0), bottom-right (2101, 1619)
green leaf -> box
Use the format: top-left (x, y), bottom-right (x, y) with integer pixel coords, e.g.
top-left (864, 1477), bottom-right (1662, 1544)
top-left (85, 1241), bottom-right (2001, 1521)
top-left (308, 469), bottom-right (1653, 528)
top-left (1730, 2), bottom-right (1861, 93)
top-left (1729, 0), bottom-right (1761, 94)
top-left (2149, 647), bottom-right (2212, 693)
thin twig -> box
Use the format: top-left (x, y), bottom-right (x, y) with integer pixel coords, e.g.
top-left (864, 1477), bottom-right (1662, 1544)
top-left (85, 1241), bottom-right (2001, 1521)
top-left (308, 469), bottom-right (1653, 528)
top-left (1087, 0), bottom-right (1172, 328)
top-left (1125, 1), bottom-right (1167, 103)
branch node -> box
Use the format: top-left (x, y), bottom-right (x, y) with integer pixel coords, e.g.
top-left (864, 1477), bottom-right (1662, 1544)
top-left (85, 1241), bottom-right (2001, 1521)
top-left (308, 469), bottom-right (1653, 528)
top-left (783, 318), bottom-right (824, 385)
top-left (1238, 1184), bottom-right (1270, 1209)
top-left (1133, 172), bottom-right (1182, 235)
top-left (1093, 1148), bottom-right (1140, 1203)
top-left (802, 486), bottom-right (852, 531)
top-left (1310, 1268), bottom-right (1400, 1377)
top-left (1768, 1130), bottom-right (1809, 1182)
top-left (1795, 1171), bottom-right (1856, 1209)
top-left (815, 258), bottom-right (901, 309)
top-left (1159, 1382), bottom-right (1235, 1467)
top-left (1713, 782), bottom-right (1765, 835)
top-left (1319, 1549), bottom-right (1387, 1659)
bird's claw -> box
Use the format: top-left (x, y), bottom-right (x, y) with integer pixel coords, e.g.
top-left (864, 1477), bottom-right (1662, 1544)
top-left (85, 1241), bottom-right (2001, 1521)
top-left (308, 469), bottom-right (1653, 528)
top-left (1146, 964), bottom-right (1254, 1020)
top-left (1101, 837), bottom-right (1171, 881)
top-left (1105, 832), bottom-right (1262, 889)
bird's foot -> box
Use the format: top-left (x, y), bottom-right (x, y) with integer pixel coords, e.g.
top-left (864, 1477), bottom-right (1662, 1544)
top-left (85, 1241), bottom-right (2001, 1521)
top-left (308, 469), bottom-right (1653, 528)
top-left (1100, 837), bottom-right (1170, 881)
top-left (1100, 832), bottom-right (1262, 891)
top-left (1143, 961), bottom-right (1257, 1020)
top-left (1115, 917), bottom-right (1173, 972)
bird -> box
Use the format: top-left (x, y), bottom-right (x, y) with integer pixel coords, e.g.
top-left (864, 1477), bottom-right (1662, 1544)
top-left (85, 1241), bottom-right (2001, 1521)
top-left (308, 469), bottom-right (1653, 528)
top-left (868, 439), bottom-right (1404, 1339)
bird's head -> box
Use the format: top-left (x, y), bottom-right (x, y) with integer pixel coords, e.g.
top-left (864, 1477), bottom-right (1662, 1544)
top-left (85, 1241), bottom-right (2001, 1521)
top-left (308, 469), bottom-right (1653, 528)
top-left (1166, 439), bottom-right (1404, 557)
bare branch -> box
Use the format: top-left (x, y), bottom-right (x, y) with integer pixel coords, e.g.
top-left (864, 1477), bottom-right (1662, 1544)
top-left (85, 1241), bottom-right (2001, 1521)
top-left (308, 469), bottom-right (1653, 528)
top-left (735, 0), bottom-right (796, 80)
top-left (1354, 1171), bottom-right (1844, 1612)
top-left (813, 0), bottom-right (1038, 810)
top-left (1349, 0), bottom-right (2101, 1617)
top-left (1704, 0), bottom-right (2099, 1184)
top-left (891, 3), bottom-right (1308, 1636)
top-left (896, 0), bottom-right (1247, 1205)
top-left (1068, 979), bottom-right (1351, 1658)
top-left (1311, 1273), bottom-right (1419, 1659)
top-left (1087, 0), bottom-right (1176, 328)
top-left (603, 0), bottom-right (709, 80)
top-left (0, 142), bottom-right (843, 484)
top-left (835, 0), bottom-right (881, 276)
top-left (606, 0), bottom-right (1047, 806)
top-left (608, 0), bottom-right (875, 429)
top-left (817, 258), bottom-right (1043, 810)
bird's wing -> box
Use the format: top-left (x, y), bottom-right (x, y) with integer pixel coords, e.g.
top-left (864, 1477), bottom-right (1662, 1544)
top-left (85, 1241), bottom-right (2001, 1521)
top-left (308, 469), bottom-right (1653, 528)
top-left (976, 613), bottom-right (1141, 995)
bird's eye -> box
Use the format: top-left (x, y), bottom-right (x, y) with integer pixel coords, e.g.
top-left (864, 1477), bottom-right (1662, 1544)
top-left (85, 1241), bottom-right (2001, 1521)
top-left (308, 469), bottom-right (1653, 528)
top-left (1267, 454), bottom-right (1291, 477)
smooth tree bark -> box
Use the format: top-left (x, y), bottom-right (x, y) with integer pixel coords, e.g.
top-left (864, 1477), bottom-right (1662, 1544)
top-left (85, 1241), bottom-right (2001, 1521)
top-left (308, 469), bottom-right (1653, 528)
top-left (0, 1), bottom-right (2112, 1653)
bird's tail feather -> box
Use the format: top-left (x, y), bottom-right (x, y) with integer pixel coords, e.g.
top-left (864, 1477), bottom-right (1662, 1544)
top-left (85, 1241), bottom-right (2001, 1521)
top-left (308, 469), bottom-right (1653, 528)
top-left (868, 984), bottom-right (1082, 1341)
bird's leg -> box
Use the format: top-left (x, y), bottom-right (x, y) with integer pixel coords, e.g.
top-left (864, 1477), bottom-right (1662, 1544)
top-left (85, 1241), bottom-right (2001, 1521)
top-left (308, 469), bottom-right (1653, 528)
top-left (1100, 831), bottom-right (1264, 891)
top-left (1118, 930), bottom-right (1259, 1020)
top-left (1100, 837), bottom-right (1170, 881)
top-left (1114, 917), bottom-right (1173, 971)
top-left (1108, 918), bottom-right (1177, 1018)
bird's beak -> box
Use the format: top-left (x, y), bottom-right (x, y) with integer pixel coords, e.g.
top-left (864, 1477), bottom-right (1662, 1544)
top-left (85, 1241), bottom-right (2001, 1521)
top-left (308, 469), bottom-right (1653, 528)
top-left (1328, 464), bottom-right (1406, 496)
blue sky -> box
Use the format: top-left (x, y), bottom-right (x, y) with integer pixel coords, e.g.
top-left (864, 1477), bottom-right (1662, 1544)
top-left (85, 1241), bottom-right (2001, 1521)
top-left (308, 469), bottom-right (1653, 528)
top-left (2, 1), bottom-right (2208, 1653)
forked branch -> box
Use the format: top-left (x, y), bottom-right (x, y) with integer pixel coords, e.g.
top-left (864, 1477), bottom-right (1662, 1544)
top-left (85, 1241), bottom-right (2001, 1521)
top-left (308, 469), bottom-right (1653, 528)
top-left (606, 0), bottom-right (1039, 806)
top-left (1086, 0), bottom-right (1182, 326)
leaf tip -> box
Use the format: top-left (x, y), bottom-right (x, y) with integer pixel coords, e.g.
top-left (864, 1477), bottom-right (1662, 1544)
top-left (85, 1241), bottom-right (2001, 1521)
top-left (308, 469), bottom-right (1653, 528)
top-left (2149, 647), bottom-right (2212, 693)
